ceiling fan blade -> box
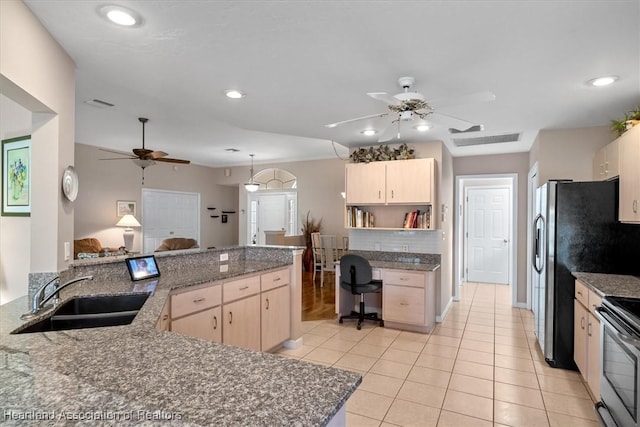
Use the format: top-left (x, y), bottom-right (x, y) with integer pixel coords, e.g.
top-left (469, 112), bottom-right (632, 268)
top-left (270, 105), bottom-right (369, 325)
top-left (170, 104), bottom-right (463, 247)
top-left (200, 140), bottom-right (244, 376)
top-left (429, 112), bottom-right (476, 130)
top-left (156, 157), bottom-right (191, 164)
top-left (429, 91), bottom-right (496, 109)
top-left (145, 150), bottom-right (169, 160)
top-left (367, 92), bottom-right (400, 105)
top-left (377, 120), bottom-right (400, 143)
top-left (99, 147), bottom-right (132, 156)
top-left (99, 157), bottom-right (136, 160)
top-left (325, 112), bottom-right (388, 128)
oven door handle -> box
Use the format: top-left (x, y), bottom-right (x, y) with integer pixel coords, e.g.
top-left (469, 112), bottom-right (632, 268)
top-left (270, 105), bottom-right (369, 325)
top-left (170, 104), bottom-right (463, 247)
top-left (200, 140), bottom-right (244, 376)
top-left (597, 306), bottom-right (640, 350)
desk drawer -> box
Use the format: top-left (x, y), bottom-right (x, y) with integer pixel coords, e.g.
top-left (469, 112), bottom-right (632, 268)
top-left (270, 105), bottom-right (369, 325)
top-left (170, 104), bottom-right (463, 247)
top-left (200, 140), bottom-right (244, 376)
top-left (224, 275), bottom-right (261, 303)
top-left (171, 283), bottom-right (221, 319)
top-left (383, 285), bottom-right (425, 325)
top-left (262, 268), bottom-right (290, 292)
top-left (383, 270), bottom-right (425, 288)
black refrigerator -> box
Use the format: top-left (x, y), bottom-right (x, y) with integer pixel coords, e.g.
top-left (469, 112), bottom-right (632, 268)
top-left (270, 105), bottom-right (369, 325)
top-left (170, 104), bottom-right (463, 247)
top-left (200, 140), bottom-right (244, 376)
top-left (531, 179), bottom-right (640, 370)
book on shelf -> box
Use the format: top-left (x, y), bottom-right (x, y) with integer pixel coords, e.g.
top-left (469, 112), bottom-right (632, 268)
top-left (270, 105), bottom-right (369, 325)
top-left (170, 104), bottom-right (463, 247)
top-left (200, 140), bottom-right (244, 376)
top-left (402, 207), bottom-right (431, 229)
top-left (347, 206), bottom-right (374, 228)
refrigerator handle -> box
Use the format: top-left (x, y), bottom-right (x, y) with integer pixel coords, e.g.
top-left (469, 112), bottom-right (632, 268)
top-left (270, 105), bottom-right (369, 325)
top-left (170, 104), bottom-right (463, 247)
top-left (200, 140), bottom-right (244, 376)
top-left (533, 214), bottom-right (545, 274)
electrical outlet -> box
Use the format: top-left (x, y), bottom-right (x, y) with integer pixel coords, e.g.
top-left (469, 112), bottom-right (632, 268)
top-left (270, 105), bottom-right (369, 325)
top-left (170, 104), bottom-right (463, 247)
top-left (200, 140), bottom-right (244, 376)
top-left (220, 253), bottom-right (229, 262)
top-left (64, 242), bottom-right (70, 261)
top-left (402, 245), bottom-right (409, 252)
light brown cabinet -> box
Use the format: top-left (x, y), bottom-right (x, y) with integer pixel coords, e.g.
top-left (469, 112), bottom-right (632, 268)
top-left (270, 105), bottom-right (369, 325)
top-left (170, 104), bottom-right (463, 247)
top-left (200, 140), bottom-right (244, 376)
top-left (172, 306), bottom-right (222, 342)
top-left (593, 139), bottom-right (619, 180)
top-left (223, 294), bottom-right (261, 351)
top-left (345, 158), bottom-right (435, 230)
top-left (345, 161), bottom-right (386, 204)
top-left (573, 280), bottom-right (601, 399)
top-left (382, 269), bottom-right (436, 333)
top-left (345, 158), bottom-right (434, 205)
top-left (619, 125), bottom-right (640, 222)
top-left (161, 267), bottom-right (291, 352)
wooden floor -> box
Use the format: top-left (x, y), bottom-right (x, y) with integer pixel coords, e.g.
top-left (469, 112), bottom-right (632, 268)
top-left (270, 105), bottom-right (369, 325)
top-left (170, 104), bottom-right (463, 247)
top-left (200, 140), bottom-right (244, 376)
top-left (302, 270), bottom-right (337, 321)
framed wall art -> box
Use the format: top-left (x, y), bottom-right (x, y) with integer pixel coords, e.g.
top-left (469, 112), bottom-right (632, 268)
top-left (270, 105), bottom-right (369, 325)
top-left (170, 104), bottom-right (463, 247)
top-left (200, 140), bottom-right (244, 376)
top-left (2, 136), bottom-right (31, 216)
top-left (117, 200), bottom-right (136, 217)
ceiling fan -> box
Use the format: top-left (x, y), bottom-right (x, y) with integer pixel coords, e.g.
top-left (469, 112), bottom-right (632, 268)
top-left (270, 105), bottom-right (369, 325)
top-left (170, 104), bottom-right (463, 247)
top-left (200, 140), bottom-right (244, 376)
top-left (100, 117), bottom-right (191, 168)
top-left (325, 76), bottom-right (495, 142)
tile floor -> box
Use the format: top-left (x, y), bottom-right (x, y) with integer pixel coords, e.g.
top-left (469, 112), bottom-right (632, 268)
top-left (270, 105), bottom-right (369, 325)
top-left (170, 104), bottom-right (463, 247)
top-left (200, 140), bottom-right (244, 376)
top-left (276, 282), bottom-right (599, 427)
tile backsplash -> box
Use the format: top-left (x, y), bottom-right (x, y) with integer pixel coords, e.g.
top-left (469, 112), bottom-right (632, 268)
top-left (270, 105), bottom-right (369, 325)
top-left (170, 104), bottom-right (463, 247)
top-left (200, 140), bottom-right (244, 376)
top-left (348, 229), bottom-right (442, 254)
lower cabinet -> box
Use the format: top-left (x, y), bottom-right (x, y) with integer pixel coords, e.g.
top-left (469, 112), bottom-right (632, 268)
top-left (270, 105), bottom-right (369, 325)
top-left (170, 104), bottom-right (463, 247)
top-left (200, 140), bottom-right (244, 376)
top-left (161, 267), bottom-right (291, 352)
top-left (382, 269), bottom-right (436, 333)
top-left (223, 295), bottom-right (261, 351)
top-left (172, 306), bottom-right (222, 342)
top-left (261, 285), bottom-right (290, 351)
top-left (573, 280), bottom-right (601, 399)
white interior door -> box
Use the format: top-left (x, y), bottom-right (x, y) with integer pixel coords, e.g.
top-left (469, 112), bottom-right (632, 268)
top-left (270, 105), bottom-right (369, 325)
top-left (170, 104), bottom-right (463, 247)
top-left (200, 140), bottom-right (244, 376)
top-left (255, 194), bottom-right (287, 245)
top-left (466, 187), bottom-right (510, 284)
top-left (142, 189), bottom-right (200, 253)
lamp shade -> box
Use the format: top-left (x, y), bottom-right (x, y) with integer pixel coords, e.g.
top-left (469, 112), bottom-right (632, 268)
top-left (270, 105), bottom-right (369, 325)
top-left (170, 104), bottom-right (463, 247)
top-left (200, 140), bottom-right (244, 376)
top-left (244, 183), bottom-right (260, 192)
top-left (116, 214), bottom-right (141, 228)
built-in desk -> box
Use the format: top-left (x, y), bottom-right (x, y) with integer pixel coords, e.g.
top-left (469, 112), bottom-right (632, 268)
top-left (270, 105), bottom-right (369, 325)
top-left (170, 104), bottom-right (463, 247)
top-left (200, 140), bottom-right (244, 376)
top-left (335, 251), bottom-right (440, 333)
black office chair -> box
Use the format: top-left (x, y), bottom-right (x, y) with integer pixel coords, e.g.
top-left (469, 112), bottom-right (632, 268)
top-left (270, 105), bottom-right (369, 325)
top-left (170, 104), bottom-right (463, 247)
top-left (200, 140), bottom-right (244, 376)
top-left (339, 254), bottom-right (384, 330)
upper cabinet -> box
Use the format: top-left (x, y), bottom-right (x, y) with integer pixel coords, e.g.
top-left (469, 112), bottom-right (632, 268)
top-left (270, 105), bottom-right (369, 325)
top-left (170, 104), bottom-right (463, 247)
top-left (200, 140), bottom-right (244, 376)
top-left (345, 158), bottom-right (434, 205)
top-left (619, 125), bottom-right (640, 223)
top-left (593, 139), bottom-right (620, 181)
top-left (345, 158), bottom-right (436, 230)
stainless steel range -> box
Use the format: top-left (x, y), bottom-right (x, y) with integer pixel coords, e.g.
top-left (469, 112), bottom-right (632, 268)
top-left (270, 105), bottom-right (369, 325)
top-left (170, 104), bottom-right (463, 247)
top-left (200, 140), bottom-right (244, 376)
top-left (596, 296), bottom-right (640, 427)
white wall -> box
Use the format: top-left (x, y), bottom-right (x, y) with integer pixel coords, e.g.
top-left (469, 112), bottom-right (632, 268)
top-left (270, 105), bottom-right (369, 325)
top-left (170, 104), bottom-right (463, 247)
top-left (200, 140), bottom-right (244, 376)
top-left (0, 0), bottom-right (76, 303)
top-left (0, 95), bottom-right (32, 303)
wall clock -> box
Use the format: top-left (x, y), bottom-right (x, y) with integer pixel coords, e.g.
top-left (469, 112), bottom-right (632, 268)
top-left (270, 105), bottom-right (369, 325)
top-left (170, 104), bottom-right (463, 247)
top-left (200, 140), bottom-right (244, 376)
top-left (62, 165), bottom-right (78, 201)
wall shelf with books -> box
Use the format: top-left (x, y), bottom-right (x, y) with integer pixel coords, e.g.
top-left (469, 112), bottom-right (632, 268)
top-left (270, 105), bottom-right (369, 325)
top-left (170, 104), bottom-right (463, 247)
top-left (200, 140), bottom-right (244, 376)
top-left (345, 204), bottom-right (434, 230)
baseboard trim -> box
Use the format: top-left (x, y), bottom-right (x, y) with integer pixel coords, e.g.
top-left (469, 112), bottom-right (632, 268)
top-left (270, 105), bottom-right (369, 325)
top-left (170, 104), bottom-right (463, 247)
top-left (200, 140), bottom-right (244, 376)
top-left (436, 297), bottom-right (453, 323)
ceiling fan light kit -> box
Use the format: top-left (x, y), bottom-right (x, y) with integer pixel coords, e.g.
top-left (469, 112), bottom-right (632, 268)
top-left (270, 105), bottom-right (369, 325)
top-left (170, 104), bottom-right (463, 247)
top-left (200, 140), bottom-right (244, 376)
top-left (587, 75), bottom-right (619, 87)
top-left (325, 76), bottom-right (494, 143)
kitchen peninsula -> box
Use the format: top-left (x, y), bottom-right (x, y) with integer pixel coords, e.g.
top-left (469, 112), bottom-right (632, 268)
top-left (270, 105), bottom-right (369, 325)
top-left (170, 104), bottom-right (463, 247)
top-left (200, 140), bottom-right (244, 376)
top-left (0, 246), bottom-right (360, 426)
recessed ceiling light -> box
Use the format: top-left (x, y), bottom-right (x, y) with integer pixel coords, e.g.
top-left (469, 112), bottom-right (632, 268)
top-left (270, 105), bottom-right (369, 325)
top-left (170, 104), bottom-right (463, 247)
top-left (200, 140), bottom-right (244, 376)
top-left (587, 75), bottom-right (619, 87)
top-left (361, 129), bottom-right (377, 136)
top-left (414, 124), bottom-right (433, 132)
top-left (225, 89), bottom-right (245, 99)
top-left (98, 5), bottom-right (142, 27)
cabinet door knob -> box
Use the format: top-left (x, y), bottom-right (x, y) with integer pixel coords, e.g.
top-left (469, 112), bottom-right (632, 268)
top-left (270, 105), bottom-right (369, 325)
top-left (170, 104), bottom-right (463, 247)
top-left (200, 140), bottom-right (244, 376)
top-left (213, 316), bottom-right (218, 330)
top-left (634, 200), bottom-right (638, 214)
top-left (193, 297), bottom-right (206, 303)
top-left (229, 312), bottom-right (233, 324)
top-left (266, 298), bottom-right (270, 310)
top-left (239, 286), bottom-right (249, 291)
top-left (162, 314), bottom-right (169, 321)
top-left (581, 316), bottom-right (586, 329)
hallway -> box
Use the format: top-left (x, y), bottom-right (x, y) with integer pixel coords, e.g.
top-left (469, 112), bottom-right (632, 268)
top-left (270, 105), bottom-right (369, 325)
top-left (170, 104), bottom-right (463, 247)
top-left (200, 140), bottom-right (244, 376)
top-left (281, 282), bottom-right (597, 426)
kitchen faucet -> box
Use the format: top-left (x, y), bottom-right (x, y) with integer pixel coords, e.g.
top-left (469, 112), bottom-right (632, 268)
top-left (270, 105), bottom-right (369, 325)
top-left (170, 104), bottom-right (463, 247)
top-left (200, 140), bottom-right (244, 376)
top-left (20, 275), bottom-right (93, 320)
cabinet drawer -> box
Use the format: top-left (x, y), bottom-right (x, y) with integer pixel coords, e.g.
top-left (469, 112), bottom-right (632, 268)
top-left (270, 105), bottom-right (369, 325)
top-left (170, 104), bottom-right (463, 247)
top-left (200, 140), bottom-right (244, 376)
top-left (575, 280), bottom-right (589, 307)
top-left (383, 270), bottom-right (425, 288)
top-left (224, 275), bottom-right (261, 303)
top-left (588, 291), bottom-right (602, 317)
top-left (171, 284), bottom-right (221, 319)
top-left (261, 268), bottom-right (290, 292)
top-left (383, 285), bottom-right (425, 325)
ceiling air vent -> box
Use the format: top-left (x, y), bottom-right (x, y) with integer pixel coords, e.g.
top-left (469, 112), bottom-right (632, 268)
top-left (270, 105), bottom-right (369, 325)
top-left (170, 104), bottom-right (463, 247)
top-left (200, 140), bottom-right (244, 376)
top-left (84, 99), bottom-right (115, 108)
top-left (453, 133), bottom-right (521, 147)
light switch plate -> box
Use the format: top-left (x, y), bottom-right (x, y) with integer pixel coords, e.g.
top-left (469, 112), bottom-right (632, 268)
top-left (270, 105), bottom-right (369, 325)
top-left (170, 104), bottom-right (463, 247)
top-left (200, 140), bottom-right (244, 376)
top-left (220, 253), bottom-right (229, 262)
top-left (64, 242), bottom-right (70, 261)
top-left (220, 264), bottom-right (229, 272)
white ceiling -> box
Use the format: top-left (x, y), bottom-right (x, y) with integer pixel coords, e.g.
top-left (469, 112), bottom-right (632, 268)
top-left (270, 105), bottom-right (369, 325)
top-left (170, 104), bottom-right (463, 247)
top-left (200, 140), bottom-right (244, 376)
top-left (23, 0), bottom-right (640, 167)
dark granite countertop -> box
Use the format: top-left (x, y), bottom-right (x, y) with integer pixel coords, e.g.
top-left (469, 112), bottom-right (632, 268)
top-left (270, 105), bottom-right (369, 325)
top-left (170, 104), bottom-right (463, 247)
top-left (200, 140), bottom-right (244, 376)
top-left (0, 255), bottom-right (360, 426)
top-left (335, 249), bottom-right (441, 272)
top-left (573, 272), bottom-right (640, 298)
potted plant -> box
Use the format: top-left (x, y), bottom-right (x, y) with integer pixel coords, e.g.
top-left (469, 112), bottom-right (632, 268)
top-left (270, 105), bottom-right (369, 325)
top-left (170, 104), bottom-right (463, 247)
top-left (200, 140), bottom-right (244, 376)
top-left (611, 106), bottom-right (640, 137)
top-left (301, 211), bottom-right (322, 272)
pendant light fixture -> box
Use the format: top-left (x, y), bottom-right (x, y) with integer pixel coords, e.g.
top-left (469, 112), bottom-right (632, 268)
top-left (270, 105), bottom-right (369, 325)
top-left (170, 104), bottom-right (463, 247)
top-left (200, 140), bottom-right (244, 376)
top-left (244, 154), bottom-right (260, 192)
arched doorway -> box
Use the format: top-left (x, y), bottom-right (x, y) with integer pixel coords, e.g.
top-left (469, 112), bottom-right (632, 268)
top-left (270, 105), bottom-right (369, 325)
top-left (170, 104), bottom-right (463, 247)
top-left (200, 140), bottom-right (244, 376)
top-left (247, 168), bottom-right (298, 245)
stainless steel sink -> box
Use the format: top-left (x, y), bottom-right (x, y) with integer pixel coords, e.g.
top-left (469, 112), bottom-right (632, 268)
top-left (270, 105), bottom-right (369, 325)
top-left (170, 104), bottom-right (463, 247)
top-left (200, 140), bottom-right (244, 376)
top-left (13, 293), bottom-right (150, 334)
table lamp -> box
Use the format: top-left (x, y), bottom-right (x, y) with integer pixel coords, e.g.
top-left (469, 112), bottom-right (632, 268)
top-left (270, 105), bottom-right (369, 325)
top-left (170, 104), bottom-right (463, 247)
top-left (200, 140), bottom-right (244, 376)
top-left (116, 214), bottom-right (141, 251)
